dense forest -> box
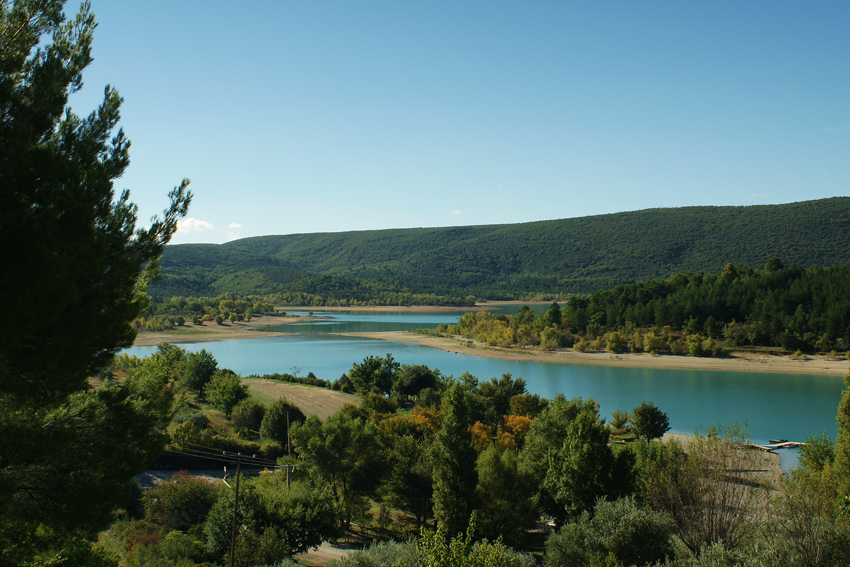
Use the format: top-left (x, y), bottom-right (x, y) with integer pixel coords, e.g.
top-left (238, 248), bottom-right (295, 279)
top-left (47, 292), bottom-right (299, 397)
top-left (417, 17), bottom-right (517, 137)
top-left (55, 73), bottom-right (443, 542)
top-left (152, 197), bottom-right (850, 299)
top-left (140, 258), bottom-right (850, 355)
top-left (443, 259), bottom-right (850, 354)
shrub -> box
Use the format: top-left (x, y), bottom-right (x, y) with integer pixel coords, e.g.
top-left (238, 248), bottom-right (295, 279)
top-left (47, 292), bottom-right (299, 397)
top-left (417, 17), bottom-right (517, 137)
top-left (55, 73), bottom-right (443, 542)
top-left (606, 331), bottom-right (626, 352)
top-left (173, 411), bottom-right (210, 431)
top-left (143, 471), bottom-right (218, 531)
top-left (610, 409), bottom-right (630, 431)
top-left (231, 399), bottom-right (267, 436)
top-left (544, 497), bottom-right (674, 567)
top-left (259, 398), bottom-right (306, 445)
top-left (328, 540), bottom-right (420, 567)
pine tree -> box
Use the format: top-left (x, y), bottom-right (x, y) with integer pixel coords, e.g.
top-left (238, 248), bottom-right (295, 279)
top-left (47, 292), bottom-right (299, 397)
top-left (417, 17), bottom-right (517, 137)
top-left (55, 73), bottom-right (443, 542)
top-left (431, 382), bottom-right (479, 536)
top-left (0, 1), bottom-right (190, 563)
top-left (832, 367), bottom-right (850, 495)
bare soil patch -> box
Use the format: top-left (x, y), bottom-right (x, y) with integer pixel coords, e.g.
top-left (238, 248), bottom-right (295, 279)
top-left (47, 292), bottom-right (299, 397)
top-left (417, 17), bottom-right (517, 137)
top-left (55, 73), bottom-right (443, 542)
top-left (663, 432), bottom-right (785, 489)
top-left (245, 380), bottom-right (358, 420)
top-left (133, 315), bottom-right (300, 346)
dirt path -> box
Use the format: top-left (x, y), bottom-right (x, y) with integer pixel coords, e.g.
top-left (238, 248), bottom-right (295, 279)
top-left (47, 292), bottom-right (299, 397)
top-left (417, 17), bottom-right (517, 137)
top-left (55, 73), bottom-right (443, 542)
top-left (294, 541), bottom-right (361, 566)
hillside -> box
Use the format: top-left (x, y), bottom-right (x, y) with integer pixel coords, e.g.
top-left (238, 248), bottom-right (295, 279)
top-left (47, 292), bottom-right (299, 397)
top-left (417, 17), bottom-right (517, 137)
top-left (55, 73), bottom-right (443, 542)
top-left (153, 197), bottom-right (850, 298)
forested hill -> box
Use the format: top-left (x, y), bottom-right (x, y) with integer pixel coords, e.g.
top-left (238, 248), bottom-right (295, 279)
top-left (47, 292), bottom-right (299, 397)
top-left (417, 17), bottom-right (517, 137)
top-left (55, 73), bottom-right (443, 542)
top-left (153, 197), bottom-right (850, 298)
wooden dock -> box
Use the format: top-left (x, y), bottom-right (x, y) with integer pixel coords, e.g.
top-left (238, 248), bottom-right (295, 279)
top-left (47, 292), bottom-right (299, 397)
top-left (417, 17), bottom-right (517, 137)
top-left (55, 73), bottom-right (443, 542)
top-left (747, 441), bottom-right (805, 453)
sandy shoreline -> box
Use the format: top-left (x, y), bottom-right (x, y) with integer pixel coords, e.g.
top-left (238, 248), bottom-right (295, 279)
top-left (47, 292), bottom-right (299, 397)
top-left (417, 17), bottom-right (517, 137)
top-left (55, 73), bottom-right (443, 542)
top-left (133, 315), bottom-right (295, 346)
top-left (133, 307), bottom-right (848, 377)
top-left (278, 303), bottom-right (513, 312)
top-left (131, 303), bottom-right (516, 346)
top-left (338, 331), bottom-right (848, 376)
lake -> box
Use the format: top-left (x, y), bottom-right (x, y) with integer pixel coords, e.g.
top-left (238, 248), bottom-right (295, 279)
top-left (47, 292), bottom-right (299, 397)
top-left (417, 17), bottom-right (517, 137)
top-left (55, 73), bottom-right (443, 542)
top-left (127, 308), bottom-right (847, 466)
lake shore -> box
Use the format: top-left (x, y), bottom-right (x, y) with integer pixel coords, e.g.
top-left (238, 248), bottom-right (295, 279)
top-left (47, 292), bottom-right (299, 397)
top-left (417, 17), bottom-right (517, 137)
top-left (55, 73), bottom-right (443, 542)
top-left (338, 330), bottom-right (849, 376)
top-left (279, 302), bottom-right (517, 312)
top-left (131, 302), bottom-right (515, 346)
top-left (132, 307), bottom-right (848, 377)
top-left (133, 315), bottom-right (295, 346)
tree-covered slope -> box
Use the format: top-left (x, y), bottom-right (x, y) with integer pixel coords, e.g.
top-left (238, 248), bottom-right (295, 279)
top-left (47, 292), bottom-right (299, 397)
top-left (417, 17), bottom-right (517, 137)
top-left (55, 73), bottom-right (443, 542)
top-left (153, 197), bottom-right (850, 298)
top-left (155, 244), bottom-right (306, 296)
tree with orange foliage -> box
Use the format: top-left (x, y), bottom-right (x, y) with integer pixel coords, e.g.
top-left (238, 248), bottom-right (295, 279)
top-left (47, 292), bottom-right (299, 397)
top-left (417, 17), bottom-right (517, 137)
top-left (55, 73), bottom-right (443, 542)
top-left (469, 422), bottom-right (495, 453)
top-left (498, 415), bottom-right (534, 451)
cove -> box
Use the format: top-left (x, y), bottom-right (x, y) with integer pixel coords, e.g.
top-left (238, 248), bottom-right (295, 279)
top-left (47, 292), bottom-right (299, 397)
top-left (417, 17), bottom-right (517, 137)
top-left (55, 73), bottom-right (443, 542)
top-left (126, 309), bottom-right (846, 450)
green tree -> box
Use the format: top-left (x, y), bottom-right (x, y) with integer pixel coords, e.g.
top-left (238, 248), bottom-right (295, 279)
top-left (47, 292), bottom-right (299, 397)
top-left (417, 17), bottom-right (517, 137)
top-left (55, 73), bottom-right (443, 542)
top-left (832, 367), bottom-right (850, 496)
top-left (630, 400), bottom-right (671, 441)
top-left (545, 404), bottom-right (616, 520)
top-left (508, 392), bottom-right (549, 418)
top-left (610, 409), bottom-right (630, 431)
top-left (290, 412), bottom-right (385, 530)
top-left (392, 364), bottom-right (440, 400)
top-left (231, 398), bottom-right (267, 437)
top-left (381, 434), bottom-right (434, 526)
top-left (431, 382), bottom-right (479, 536)
top-left (348, 353), bottom-right (400, 396)
top-left (474, 444), bottom-right (536, 545)
top-left (259, 397), bottom-right (306, 444)
top-left (205, 475), bottom-right (338, 565)
top-left (798, 431), bottom-right (835, 472)
top-left (519, 394), bottom-right (591, 522)
top-left (0, 2), bottom-right (190, 557)
top-left (540, 301), bottom-right (563, 329)
top-left (477, 373), bottom-right (527, 426)
top-left (176, 349), bottom-right (218, 396)
top-left (204, 369), bottom-right (249, 416)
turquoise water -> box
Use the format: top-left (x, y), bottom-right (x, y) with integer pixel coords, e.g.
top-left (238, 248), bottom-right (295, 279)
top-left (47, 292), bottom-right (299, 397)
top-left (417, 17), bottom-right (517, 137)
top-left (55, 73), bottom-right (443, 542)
top-left (127, 308), bottom-right (846, 465)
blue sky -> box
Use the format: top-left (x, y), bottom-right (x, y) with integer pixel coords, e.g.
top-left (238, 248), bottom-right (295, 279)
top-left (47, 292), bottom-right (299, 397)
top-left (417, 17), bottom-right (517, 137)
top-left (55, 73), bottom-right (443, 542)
top-left (69, 1), bottom-right (849, 244)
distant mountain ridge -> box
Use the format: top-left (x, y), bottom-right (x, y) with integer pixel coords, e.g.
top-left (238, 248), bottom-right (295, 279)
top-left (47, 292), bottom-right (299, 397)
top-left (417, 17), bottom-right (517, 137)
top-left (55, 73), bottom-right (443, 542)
top-left (152, 197), bottom-right (850, 298)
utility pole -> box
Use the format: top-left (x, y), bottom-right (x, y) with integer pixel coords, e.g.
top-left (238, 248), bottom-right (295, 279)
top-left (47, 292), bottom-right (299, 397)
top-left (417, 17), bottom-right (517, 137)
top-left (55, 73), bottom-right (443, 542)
top-left (229, 452), bottom-right (242, 567)
top-left (287, 411), bottom-right (292, 488)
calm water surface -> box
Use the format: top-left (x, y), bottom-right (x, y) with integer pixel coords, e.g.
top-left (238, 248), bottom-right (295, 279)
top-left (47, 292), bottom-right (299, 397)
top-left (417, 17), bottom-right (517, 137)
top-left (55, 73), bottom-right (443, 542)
top-left (128, 308), bottom-right (845, 466)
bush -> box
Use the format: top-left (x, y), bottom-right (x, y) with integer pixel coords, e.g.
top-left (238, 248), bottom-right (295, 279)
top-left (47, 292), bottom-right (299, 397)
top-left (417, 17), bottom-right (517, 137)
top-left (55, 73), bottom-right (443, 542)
top-left (142, 470), bottom-right (218, 531)
top-left (328, 540), bottom-right (420, 567)
top-left (657, 541), bottom-right (788, 567)
top-left (418, 514), bottom-right (536, 567)
top-left (256, 372), bottom-right (331, 388)
top-left (231, 399), bottom-right (267, 436)
top-left (173, 411), bottom-right (210, 431)
top-left (332, 374), bottom-right (355, 393)
top-left (260, 398), bottom-right (306, 444)
top-left (544, 497), bottom-right (674, 567)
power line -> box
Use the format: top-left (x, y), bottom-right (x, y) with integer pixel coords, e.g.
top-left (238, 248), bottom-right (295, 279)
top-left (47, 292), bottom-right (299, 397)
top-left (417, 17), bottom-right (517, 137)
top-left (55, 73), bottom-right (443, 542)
top-left (163, 446), bottom-right (279, 468)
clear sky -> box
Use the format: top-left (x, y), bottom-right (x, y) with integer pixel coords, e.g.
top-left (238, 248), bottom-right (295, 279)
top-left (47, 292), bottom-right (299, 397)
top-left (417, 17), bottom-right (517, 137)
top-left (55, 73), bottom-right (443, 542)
top-left (68, 1), bottom-right (849, 244)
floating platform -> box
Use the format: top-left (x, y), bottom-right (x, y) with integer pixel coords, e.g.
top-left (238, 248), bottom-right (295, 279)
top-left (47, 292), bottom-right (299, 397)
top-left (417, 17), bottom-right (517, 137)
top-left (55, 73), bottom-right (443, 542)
top-left (747, 441), bottom-right (805, 453)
